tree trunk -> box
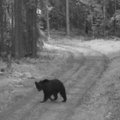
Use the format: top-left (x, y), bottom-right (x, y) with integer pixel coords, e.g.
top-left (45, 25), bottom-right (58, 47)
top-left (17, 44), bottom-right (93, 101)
top-left (14, 0), bottom-right (38, 58)
top-left (0, 0), bottom-right (4, 55)
top-left (11, 3), bottom-right (14, 57)
top-left (66, 0), bottom-right (70, 36)
top-left (46, 0), bottom-right (50, 40)
top-left (26, 0), bottom-right (38, 57)
top-left (103, 0), bottom-right (106, 36)
top-left (114, 0), bottom-right (116, 35)
top-left (14, 0), bottom-right (24, 58)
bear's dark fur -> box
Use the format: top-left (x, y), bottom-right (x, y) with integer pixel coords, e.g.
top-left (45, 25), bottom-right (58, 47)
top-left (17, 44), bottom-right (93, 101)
top-left (35, 79), bottom-right (67, 103)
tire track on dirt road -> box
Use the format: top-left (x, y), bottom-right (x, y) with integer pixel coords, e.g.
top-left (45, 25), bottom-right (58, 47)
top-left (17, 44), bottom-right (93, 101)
top-left (0, 42), bottom-right (109, 120)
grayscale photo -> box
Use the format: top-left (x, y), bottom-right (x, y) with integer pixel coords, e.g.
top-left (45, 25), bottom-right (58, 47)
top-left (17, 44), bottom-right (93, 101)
top-left (0, 0), bottom-right (120, 120)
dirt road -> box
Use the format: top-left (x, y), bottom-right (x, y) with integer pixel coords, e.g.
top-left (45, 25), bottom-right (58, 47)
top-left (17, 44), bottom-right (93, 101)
top-left (0, 41), bottom-right (109, 120)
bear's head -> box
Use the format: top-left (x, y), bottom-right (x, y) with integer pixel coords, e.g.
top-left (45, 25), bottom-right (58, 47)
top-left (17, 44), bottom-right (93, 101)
top-left (35, 79), bottom-right (49, 91)
top-left (35, 81), bottom-right (43, 91)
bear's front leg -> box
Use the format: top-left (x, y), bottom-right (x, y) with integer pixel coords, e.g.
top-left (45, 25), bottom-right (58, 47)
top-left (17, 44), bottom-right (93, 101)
top-left (40, 94), bottom-right (49, 103)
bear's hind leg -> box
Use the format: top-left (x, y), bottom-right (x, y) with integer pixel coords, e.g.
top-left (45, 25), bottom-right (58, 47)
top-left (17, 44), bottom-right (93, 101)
top-left (53, 93), bottom-right (58, 100)
top-left (60, 89), bottom-right (67, 102)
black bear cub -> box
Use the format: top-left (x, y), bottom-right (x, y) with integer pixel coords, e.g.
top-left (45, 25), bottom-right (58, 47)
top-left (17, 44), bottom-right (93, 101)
top-left (35, 79), bottom-right (67, 103)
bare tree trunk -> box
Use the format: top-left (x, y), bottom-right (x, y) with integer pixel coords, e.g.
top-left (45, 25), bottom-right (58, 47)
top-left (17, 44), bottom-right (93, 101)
top-left (114, 0), bottom-right (116, 35)
top-left (14, 0), bottom-right (24, 58)
top-left (0, 0), bottom-right (4, 55)
top-left (66, 0), bottom-right (70, 36)
top-left (103, 0), bottom-right (106, 37)
top-left (11, 3), bottom-right (14, 57)
top-left (32, 0), bottom-right (38, 57)
top-left (25, 0), bottom-right (38, 57)
top-left (46, 0), bottom-right (50, 40)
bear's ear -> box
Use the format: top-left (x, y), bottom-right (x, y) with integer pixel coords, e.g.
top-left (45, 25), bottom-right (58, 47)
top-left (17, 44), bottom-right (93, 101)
top-left (35, 81), bottom-right (38, 84)
top-left (35, 81), bottom-right (38, 85)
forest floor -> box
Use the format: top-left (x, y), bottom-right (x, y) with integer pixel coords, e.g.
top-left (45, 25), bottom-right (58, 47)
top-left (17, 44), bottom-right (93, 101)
top-left (0, 36), bottom-right (120, 120)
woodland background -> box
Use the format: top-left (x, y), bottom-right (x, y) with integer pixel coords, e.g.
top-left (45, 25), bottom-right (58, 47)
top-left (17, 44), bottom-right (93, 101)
top-left (0, 0), bottom-right (120, 59)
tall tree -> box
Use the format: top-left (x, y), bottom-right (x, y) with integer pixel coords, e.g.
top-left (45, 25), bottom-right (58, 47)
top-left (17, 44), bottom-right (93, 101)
top-left (46, 0), bottom-right (50, 40)
top-left (25, 0), bottom-right (38, 57)
top-left (0, 0), bottom-right (4, 55)
top-left (14, 0), bottom-right (24, 58)
top-left (13, 0), bottom-right (40, 58)
top-left (103, 0), bottom-right (106, 36)
top-left (66, 0), bottom-right (70, 36)
top-left (114, 0), bottom-right (117, 35)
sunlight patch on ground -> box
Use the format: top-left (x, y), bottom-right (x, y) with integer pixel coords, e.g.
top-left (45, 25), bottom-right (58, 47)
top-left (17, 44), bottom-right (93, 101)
top-left (44, 42), bottom-right (66, 51)
top-left (47, 39), bottom-right (120, 59)
top-left (44, 42), bottom-right (99, 57)
top-left (82, 40), bottom-right (120, 54)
